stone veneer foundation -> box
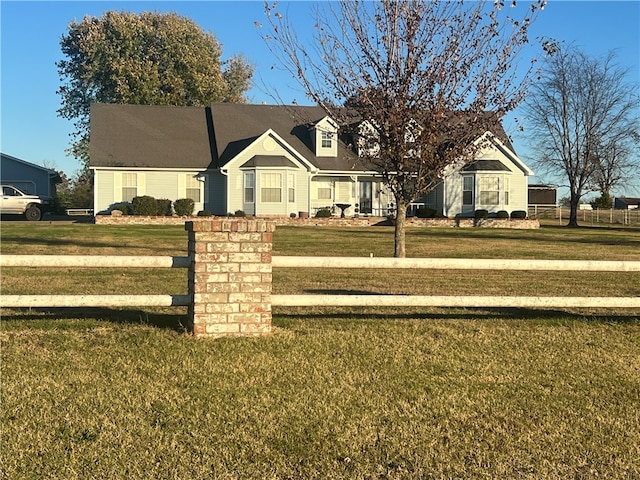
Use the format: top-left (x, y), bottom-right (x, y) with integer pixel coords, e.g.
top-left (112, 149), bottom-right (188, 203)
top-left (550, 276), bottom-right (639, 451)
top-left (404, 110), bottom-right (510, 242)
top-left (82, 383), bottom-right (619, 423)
top-left (96, 215), bottom-right (539, 229)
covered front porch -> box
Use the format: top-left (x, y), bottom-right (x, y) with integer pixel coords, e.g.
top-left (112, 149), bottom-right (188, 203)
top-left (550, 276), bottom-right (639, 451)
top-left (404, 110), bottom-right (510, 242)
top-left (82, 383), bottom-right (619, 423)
top-left (309, 174), bottom-right (394, 217)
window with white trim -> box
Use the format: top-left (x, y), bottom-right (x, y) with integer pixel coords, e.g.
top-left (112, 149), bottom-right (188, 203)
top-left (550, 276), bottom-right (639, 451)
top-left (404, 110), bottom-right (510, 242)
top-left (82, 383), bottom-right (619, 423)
top-left (316, 180), bottom-right (332, 200)
top-left (462, 176), bottom-right (474, 206)
top-left (122, 173), bottom-right (137, 202)
top-left (244, 172), bottom-right (255, 203)
top-left (504, 177), bottom-right (510, 205)
top-left (288, 173), bottom-right (295, 203)
top-left (321, 131), bottom-right (332, 148)
top-left (186, 176), bottom-right (201, 203)
top-left (261, 172), bottom-right (282, 203)
top-left (479, 177), bottom-right (500, 205)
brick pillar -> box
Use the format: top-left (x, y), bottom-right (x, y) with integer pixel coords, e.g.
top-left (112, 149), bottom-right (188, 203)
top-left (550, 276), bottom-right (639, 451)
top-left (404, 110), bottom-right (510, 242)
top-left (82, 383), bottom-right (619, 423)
top-left (185, 219), bottom-right (275, 338)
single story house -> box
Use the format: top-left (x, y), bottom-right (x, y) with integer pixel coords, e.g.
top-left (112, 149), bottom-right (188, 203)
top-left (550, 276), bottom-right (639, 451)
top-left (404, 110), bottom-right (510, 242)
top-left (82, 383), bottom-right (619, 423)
top-left (89, 103), bottom-right (533, 217)
top-left (614, 197), bottom-right (640, 210)
top-left (1, 152), bottom-right (61, 197)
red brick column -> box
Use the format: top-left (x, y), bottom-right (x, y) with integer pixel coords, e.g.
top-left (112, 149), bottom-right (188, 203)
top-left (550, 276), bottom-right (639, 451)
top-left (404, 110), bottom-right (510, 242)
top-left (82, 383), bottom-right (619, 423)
top-left (185, 219), bottom-right (275, 338)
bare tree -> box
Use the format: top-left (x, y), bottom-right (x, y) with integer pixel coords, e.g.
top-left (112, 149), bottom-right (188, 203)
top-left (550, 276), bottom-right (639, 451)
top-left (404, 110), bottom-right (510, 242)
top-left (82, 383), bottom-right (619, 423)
top-left (590, 130), bottom-right (640, 208)
top-left (525, 47), bottom-right (639, 226)
top-left (260, 0), bottom-right (546, 257)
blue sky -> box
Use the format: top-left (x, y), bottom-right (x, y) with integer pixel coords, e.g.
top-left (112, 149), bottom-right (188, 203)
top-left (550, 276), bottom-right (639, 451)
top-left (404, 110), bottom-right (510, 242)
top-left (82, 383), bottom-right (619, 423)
top-left (1, 1), bottom-right (639, 194)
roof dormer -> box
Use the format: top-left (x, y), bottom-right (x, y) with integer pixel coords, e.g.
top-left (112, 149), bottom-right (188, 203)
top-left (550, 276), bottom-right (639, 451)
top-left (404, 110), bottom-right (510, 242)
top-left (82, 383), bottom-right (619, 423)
top-left (311, 116), bottom-right (339, 157)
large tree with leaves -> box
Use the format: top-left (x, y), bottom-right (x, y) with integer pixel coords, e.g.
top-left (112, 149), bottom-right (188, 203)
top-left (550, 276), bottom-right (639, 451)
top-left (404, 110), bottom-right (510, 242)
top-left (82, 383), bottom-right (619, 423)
top-left (57, 11), bottom-right (253, 171)
top-left (525, 47), bottom-right (638, 226)
top-left (261, 0), bottom-right (546, 257)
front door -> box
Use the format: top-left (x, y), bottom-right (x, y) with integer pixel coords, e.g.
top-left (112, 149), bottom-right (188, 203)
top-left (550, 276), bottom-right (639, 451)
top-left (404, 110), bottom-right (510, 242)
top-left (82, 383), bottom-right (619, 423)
top-left (359, 181), bottom-right (372, 214)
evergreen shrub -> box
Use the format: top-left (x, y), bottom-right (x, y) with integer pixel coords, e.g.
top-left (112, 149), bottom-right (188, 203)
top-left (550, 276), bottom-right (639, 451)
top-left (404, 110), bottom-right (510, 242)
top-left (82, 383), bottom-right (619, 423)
top-left (315, 208), bottom-right (332, 218)
top-left (511, 210), bottom-right (527, 219)
top-left (132, 196), bottom-right (159, 216)
top-left (416, 207), bottom-right (437, 218)
top-left (174, 198), bottom-right (195, 216)
top-left (474, 209), bottom-right (489, 219)
top-left (156, 199), bottom-right (173, 216)
top-left (111, 202), bottom-right (132, 215)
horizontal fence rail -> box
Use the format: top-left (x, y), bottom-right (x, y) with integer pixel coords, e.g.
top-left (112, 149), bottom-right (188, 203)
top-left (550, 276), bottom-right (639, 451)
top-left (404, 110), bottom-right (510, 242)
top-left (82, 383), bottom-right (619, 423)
top-left (1, 255), bottom-right (191, 308)
top-left (272, 295), bottom-right (640, 308)
top-left (2, 255), bottom-right (639, 310)
top-left (272, 256), bottom-right (640, 272)
top-left (0, 295), bottom-right (191, 308)
top-left (0, 255), bottom-right (190, 269)
top-left (272, 256), bottom-right (640, 309)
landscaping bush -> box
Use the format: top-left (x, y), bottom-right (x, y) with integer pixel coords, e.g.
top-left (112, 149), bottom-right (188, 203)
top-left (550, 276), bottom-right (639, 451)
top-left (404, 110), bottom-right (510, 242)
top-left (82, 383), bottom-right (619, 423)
top-left (111, 202), bottom-right (132, 215)
top-left (132, 196), bottom-right (159, 216)
top-left (197, 210), bottom-right (212, 217)
top-left (474, 209), bottom-right (489, 219)
top-left (511, 210), bottom-right (528, 219)
top-left (234, 210), bottom-right (246, 217)
top-left (315, 207), bottom-right (332, 218)
top-left (174, 198), bottom-right (195, 216)
top-left (416, 207), bottom-right (437, 218)
top-left (496, 210), bottom-right (509, 219)
top-left (156, 198), bottom-right (173, 216)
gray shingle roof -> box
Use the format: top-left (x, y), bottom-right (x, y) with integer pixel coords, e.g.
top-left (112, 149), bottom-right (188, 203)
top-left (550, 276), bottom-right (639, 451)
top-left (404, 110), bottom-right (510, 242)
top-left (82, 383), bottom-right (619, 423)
top-left (90, 103), bottom-right (214, 169)
top-left (462, 159), bottom-right (512, 172)
top-left (209, 103), bottom-right (363, 171)
top-left (89, 103), bottom-right (515, 172)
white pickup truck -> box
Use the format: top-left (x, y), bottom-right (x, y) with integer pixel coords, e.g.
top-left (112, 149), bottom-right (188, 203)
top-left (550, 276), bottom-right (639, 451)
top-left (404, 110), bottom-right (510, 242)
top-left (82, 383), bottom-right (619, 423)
top-left (0, 185), bottom-right (53, 221)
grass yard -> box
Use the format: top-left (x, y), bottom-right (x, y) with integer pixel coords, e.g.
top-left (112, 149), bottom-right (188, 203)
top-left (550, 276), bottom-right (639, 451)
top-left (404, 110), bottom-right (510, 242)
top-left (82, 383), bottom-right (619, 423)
top-left (1, 221), bottom-right (640, 478)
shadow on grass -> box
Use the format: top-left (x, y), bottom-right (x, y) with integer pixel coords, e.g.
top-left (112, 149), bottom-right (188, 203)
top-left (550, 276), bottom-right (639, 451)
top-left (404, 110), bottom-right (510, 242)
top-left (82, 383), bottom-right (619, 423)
top-left (1, 307), bottom-right (189, 333)
top-left (407, 224), bottom-right (640, 247)
top-left (0, 234), bottom-right (182, 254)
top-left (273, 306), bottom-right (640, 325)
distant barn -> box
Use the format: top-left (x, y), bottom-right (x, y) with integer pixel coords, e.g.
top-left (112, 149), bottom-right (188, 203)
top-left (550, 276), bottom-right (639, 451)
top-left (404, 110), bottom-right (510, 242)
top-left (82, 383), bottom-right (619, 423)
top-left (528, 184), bottom-right (557, 207)
top-left (614, 197), bottom-right (640, 210)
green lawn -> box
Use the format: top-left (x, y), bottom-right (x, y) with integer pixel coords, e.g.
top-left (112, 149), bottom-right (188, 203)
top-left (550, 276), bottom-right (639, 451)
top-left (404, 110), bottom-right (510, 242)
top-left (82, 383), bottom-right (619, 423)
top-left (1, 222), bottom-right (639, 478)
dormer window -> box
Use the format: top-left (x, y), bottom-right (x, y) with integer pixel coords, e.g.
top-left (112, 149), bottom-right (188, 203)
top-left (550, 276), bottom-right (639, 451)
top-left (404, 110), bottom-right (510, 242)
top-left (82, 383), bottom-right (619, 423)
top-left (321, 131), bottom-right (333, 148)
top-left (313, 116), bottom-right (339, 157)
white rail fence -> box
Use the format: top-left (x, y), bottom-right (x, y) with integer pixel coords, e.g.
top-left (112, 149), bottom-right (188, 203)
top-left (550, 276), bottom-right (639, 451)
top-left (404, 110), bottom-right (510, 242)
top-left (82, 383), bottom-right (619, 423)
top-left (529, 205), bottom-right (640, 226)
top-left (2, 255), bottom-right (639, 310)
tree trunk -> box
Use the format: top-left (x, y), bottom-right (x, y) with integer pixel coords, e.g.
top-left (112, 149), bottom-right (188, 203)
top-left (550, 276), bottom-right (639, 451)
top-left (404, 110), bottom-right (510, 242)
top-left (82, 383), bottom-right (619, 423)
top-left (568, 192), bottom-right (580, 227)
top-left (394, 197), bottom-right (407, 258)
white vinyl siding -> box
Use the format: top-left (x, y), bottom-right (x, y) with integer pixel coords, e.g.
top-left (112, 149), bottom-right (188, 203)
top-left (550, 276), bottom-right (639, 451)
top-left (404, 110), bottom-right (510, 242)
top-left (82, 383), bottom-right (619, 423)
top-left (95, 171), bottom-right (115, 212)
top-left (336, 180), bottom-right (351, 202)
top-left (145, 172), bottom-right (178, 200)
